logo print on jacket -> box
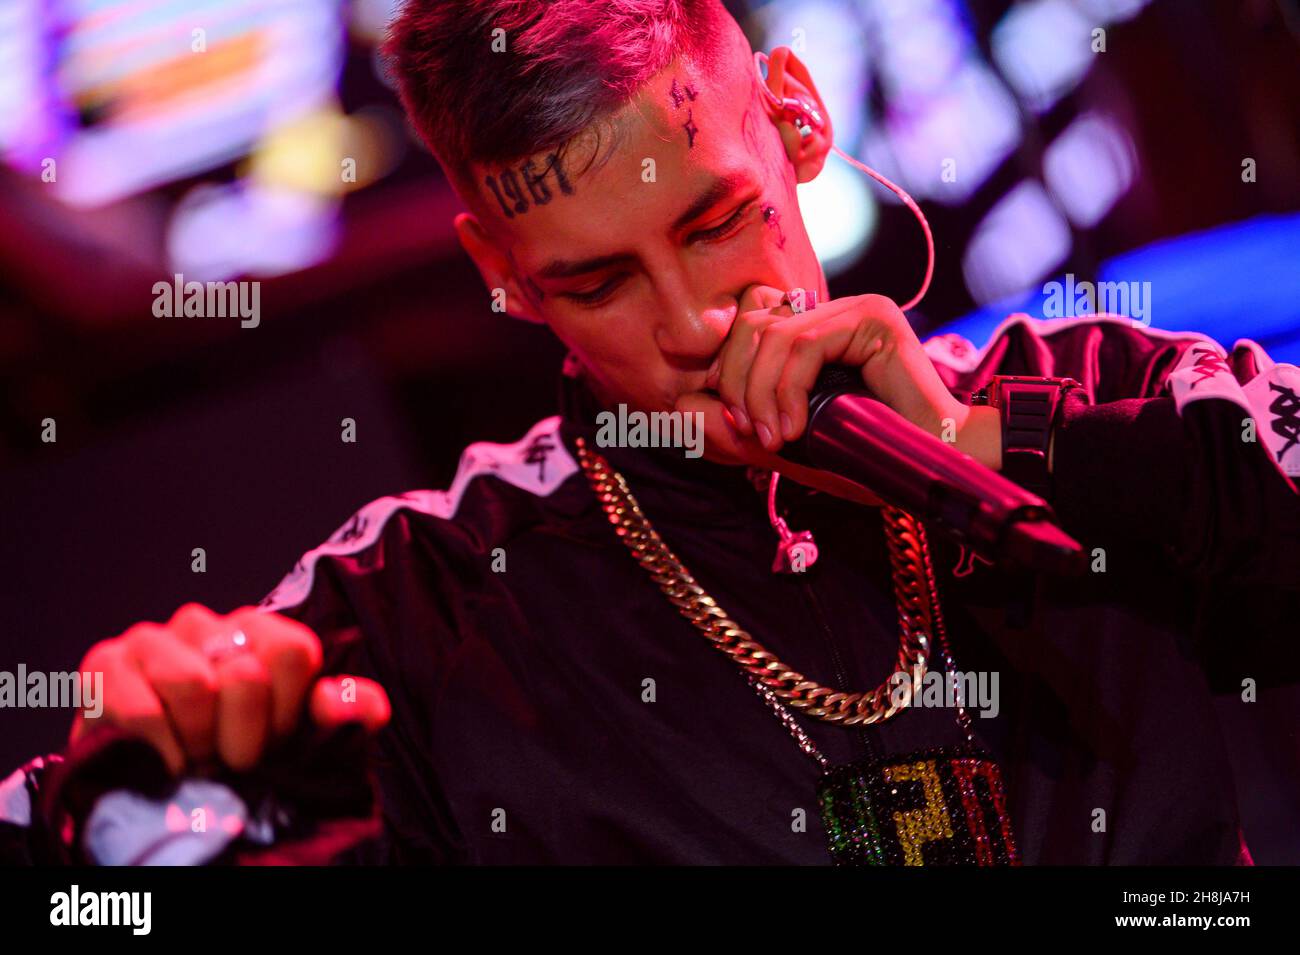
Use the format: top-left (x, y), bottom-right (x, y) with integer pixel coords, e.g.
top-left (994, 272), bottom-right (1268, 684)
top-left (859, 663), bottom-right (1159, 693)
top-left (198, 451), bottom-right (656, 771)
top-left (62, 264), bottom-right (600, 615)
top-left (1188, 346), bottom-right (1231, 389)
top-left (1267, 382), bottom-right (1300, 460)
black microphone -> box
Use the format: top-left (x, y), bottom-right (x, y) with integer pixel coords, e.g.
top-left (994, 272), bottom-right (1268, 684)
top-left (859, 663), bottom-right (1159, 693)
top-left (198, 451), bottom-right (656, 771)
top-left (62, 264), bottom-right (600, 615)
top-left (780, 366), bottom-right (1085, 576)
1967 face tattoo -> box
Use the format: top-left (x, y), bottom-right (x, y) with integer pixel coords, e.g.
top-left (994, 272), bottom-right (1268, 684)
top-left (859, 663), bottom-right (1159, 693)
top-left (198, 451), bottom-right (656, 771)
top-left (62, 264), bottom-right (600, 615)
top-left (483, 152), bottom-right (575, 219)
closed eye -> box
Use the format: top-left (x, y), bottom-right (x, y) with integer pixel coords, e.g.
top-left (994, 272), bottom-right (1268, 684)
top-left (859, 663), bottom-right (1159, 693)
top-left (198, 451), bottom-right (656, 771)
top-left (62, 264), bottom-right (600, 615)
top-left (563, 275), bottom-right (626, 307)
top-left (690, 200), bottom-right (756, 243)
top-left (560, 200), bottom-right (756, 308)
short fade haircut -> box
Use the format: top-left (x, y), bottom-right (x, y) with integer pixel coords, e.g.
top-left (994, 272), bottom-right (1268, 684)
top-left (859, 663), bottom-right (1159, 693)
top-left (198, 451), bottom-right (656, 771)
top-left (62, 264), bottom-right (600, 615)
top-left (385, 0), bottom-right (733, 202)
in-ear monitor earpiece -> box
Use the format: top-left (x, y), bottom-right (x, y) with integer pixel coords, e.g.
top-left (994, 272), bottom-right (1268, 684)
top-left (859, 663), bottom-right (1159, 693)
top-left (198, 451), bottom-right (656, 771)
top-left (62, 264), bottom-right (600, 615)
top-left (751, 49), bottom-right (936, 313)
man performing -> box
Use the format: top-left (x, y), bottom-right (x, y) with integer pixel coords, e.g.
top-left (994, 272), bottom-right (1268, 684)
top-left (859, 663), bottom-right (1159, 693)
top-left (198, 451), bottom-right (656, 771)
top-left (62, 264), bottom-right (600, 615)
top-left (3, 0), bottom-right (1298, 866)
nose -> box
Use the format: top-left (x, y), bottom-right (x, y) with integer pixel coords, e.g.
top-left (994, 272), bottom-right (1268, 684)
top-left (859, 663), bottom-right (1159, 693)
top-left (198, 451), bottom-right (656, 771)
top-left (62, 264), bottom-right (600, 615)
top-left (654, 287), bottom-right (738, 365)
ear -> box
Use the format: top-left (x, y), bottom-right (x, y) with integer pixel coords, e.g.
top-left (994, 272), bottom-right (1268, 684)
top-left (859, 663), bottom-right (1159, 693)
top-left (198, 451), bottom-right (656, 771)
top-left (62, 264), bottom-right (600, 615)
top-left (761, 46), bottom-right (833, 184)
top-left (453, 212), bottom-right (543, 323)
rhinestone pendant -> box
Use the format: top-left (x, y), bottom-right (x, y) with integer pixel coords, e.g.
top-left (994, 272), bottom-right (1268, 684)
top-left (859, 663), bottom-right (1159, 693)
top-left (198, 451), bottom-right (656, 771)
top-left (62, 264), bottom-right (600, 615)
top-left (817, 746), bottom-right (1021, 866)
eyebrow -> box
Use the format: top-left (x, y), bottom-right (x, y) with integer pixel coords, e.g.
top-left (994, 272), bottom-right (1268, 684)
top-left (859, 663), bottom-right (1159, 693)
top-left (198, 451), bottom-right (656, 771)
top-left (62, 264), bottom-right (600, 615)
top-left (534, 173), bottom-right (754, 281)
top-left (671, 172), bottom-right (751, 232)
top-left (536, 252), bottom-right (636, 281)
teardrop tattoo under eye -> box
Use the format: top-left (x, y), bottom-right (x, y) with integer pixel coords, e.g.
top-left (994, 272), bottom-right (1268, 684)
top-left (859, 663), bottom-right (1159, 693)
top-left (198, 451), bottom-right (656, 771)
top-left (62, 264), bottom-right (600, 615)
top-left (762, 204), bottom-right (787, 250)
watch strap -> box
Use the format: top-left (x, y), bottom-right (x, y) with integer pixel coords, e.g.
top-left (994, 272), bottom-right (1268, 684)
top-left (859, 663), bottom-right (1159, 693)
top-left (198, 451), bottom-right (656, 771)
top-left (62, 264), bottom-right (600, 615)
top-left (973, 376), bottom-right (1081, 497)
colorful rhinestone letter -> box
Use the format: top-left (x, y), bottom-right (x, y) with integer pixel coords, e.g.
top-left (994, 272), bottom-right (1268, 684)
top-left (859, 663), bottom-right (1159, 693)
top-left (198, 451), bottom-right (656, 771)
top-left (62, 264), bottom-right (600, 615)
top-left (817, 746), bottom-right (1021, 866)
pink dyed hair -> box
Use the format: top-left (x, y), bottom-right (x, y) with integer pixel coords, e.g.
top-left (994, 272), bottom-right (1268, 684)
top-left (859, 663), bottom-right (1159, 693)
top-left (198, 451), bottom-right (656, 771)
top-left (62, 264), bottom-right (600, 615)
top-left (385, 0), bottom-right (731, 197)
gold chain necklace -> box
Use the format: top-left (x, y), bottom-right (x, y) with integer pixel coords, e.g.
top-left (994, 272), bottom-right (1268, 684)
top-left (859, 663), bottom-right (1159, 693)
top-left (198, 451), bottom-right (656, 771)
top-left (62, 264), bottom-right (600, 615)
top-left (575, 437), bottom-right (1024, 866)
top-left (575, 437), bottom-right (971, 732)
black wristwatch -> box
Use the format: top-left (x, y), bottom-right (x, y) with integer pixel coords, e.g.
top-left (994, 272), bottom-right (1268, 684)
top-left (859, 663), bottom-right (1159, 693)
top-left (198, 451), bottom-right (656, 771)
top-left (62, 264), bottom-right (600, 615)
top-left (970, 376), bottom-right (1082, 497)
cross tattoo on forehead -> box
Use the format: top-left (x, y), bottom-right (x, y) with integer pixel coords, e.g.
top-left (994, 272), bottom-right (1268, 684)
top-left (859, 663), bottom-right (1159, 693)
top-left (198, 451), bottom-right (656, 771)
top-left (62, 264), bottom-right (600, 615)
top-left (681, 110), bottom-right (699, 149)
top-left (669, 76), bottom-right (700, 148)
top-left (669, 77), bottom-right (698, 109)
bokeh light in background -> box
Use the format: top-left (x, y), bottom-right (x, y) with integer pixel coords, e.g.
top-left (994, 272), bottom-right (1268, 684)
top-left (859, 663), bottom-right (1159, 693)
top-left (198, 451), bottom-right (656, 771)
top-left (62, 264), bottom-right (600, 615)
top-left (0, 0), bottom-right (1296, 472)
top-left (797, 159), bottom-right (878, 275)
top-left (761, 0), bottom-right (1148, 297)
top-left (0, 0), bottom-right (403, 279)
top-left (962, 179), bottom-right (1073, 304)
top-left (17, 0), bottom-right (343, 199)
top-left (3, 0), bottom-right (1296, 339)
top-left (1042, 113), bottom-right (1137, 229)
top-left (858, 0), bottom-right (1024, 207)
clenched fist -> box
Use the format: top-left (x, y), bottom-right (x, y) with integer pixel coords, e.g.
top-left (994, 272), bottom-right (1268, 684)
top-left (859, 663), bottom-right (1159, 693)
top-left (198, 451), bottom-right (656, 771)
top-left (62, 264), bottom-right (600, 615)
top-left (70, 603), bottom-right (390, 775)
top-left (677, 285), bottom-right (1003, 494)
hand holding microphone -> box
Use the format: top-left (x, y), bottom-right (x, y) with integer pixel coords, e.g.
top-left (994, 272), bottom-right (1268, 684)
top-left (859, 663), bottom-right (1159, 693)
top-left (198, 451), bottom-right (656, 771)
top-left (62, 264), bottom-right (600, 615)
top-left (698, 285), bottom-right (973, 458)
top-left (677, 284), bottom-right (1084, 573)
top-left (683, 284), bottom-right (987, 469)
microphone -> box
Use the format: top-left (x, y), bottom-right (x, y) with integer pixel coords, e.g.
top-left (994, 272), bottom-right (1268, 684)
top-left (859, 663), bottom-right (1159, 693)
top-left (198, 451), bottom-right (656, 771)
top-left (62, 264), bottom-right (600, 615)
top-left (780, 366), bottom-right (1085, 576)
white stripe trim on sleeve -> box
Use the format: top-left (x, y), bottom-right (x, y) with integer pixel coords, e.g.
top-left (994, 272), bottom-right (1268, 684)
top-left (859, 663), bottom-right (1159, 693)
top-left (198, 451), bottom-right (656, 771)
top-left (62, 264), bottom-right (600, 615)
top-left (258, 415), bottom-right (576, 613)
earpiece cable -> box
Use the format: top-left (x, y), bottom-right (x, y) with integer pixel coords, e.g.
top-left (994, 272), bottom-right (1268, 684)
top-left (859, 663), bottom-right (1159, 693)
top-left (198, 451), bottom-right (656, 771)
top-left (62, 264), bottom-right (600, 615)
top-left (754, 51), bottom-right (934, 312)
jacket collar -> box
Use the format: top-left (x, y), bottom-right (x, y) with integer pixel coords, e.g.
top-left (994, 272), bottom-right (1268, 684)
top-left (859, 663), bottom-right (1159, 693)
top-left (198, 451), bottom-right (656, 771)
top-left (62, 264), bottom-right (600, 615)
top-left (555, 363), bottom-right (772, 529)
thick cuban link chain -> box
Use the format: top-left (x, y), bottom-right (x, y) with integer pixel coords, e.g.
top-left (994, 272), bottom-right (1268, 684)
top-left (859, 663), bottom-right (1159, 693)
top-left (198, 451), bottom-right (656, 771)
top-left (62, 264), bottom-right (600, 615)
top-left (576, 437), bottom-right (945, 728)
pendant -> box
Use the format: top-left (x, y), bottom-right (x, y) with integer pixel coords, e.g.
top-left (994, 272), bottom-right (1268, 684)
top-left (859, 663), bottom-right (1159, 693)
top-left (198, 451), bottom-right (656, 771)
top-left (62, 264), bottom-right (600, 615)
top-left (817, 746), bottom-right (1021, 866)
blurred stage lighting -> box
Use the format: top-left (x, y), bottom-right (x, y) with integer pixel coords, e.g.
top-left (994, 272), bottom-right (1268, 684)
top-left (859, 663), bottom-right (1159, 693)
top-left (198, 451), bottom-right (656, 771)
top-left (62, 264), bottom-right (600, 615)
top-left (247, 103), bottom-right (404, 196)
top-left (1043, 112), bottom-right (1137, 228)
top-left (0, 0), bottom-right (57, 165)
top-left (939, 213), bottom-right (1300, 365)
top-left (862, 58), bottom-right (1021, 205)
top-left (349, 0), bottom-right (402, 43)
top-left (962, 180), bottom-right (1071, 304)
top-left (1077, 0), bottom-right (1152, 22)
top-left (4, 0), bottom-right (345, 215)
top-left (866, 0), bottom-right (972, 104)
top-left (991, 0), bottom-right (1097, 115)
top-left (756, 0), bottom-right (873, 151)
top-left (797, 154), bottom-right (879, 277)
top-left (166, 180), bottom-right (338, 282)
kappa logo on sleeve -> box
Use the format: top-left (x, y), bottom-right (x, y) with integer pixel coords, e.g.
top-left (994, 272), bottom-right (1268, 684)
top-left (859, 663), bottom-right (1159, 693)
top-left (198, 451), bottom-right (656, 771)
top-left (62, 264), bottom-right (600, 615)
top-left (1168, 340), bottom-right (1300, 477)
top-left (1247, 363), bottom-right (1300, 476)
top-left (1168, 342), bottom-right (1241, 409)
